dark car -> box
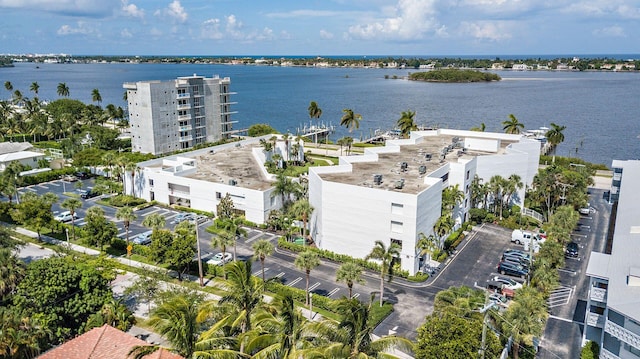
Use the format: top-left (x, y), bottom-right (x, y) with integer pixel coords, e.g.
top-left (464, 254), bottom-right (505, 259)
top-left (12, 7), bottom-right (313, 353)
top-left (79, 190), bottom-right (99, 199)
top-left (566, 242), bottom-right (579, 258)
top-left (75, 171), bottom-right (91, 179)
top-left (497, 261), bottom-right (529, 279)
top-left (501, 253), bottom-right (530, 269)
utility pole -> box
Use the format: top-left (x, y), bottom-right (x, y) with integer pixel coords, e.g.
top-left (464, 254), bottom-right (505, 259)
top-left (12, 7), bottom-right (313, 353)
top-left (478, 299), bottom-right (496, 359)
top-left (195, 224), bottom-right (204, 287)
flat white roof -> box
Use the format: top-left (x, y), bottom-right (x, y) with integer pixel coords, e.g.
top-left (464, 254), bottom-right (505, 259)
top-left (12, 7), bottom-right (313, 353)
top-left (0, 150), bottom-right (44, 163)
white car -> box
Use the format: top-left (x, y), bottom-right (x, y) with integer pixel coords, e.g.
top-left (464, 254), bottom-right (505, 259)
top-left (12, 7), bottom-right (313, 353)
top-left (54, 211), bottom-right (77, 222)
top-left (579, 207), bottom-right (595, 215)
top-left (207, 252), bottom-right (233, 266)
top-left (132, 230), bottom-right (153, 245)
top-left (490, 275), bottom-right (524, 290)
top-left (488, 293), bottom-right (509, 307)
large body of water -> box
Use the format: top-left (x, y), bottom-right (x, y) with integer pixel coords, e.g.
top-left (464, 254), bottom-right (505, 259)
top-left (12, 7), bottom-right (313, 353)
top-left (2, 62), bottom-right (639, 167)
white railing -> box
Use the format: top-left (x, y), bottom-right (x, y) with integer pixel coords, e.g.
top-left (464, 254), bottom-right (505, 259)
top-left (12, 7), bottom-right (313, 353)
top-left (522, 207), bottom-right (545, 222)
top-left (600, 347), bottom-right (619, 359)
top-left (605, 320), bottom-right (640, 349)
top-left (179, 125), bottom-right (192, 131)
top-left (590, 287), bottom-right (608, 303)
top-left (177, 93), bottom-right (190, 99)
top-left (177, 104), bottom-right (191, 110)
top-left (179, 135), bottom-right (193, 142)
top-left (587, 312), bottom-right (605, 328)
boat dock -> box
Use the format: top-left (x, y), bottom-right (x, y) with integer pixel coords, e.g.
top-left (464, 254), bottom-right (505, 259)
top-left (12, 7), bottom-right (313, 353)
top-left (296, 122), bottom-right (335, 142)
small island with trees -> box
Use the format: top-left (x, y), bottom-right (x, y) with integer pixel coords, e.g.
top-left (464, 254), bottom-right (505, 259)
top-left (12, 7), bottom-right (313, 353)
top-left (408, 69), bottom-right (501, 83)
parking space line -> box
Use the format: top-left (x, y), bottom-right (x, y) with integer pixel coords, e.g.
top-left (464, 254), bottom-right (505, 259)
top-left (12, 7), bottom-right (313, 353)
top-left (308, 282), bottom-right (321, 291)
top-left (327, 288), bottom-right (340, 297)
top-left (275, 272), bottom-right (285, 278)
top-left (76, 221), bottom-right (86, 226)
top-left (253, 268), bottom-right (269, 277)
top-left (165, 213), bottom-right (179, 220)
top-left (287, 277), bottom-right (302, 287)
top-left (26, 187), bottom-right (37, 192)
top-left (37, 184), bottom-right (48, 189)
top-left (141, 209), bottom-right (161, 217)
top-left (351, 293), bottom-right (360, 299)
top-left (48, 182), bottom-right (60, 187)
top-left (117, 231), bottom-right (127, 238)
top-left (245, 233), bottom-right (262, 243)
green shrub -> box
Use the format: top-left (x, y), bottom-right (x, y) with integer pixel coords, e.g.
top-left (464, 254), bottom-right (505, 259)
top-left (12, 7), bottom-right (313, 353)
top-left (369, 302), bottom-right (394, 327)
top-left (485, 213), bottom-right (496, 223)
top-left (407, 272), bottom-right (429, 282)
top-left (106, 195), bottom-right (146, 207)
top-left (110, 238), bottom-right (127, 251)
top-left (580, 340), bottom-right (599, 359)
top-left (20, 167), bottom-right (77, 186)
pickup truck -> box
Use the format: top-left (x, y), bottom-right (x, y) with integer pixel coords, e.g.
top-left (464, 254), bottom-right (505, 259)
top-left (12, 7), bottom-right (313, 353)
top-left (486, 280), bottom-right (516, 299)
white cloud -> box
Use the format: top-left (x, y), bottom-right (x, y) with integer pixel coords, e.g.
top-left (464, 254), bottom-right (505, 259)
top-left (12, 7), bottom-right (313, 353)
top-left (319, 29), bottom-right (334, 39)
top-left (347, 0), bottom-right (441, 40)
top-left (0, 0), bottom-right (116, 16)
top-left (57, 21), bottom-right (98, 35)
top-left (458, 21), bottom-right (513, 41)
top-left (593, 25), bottom-right (626, 37)
top-left (616, 4), bottom-right (640, 19)
top-left (121, 0), bottom-right (143, 18)
top-left (201, 18), bottom-right (223, 39)
top-left (121, 28), bottom-right (132, 38)
top-left (149, 27), bottom-right (162, 36)
top-left (154, 0), bottom-right (187, 23)
top-left (266, 9), bottom-right (346, 18)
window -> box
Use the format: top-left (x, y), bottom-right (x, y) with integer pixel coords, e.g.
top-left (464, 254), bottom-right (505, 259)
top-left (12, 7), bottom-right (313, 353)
top-left (466, 170), bottom-right (470, 180)
top-left (216, 192), bottom-right (221, 199)
top-left (440, 172), bottom-right (449, 183)
top-left (150, 192), bottom-right (155, 201)
top-left (391, 238), bottom-right (403, 250)
top-left (391, 221), bottom-right (403, 233)
top-left (149, 179), bottom-right (154, 186)
top-left (391, 203), bottom-right (404, 215)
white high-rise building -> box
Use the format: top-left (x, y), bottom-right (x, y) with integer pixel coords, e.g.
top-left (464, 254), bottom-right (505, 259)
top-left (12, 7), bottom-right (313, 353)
top-left (124, 74), bottom-right (236, 155)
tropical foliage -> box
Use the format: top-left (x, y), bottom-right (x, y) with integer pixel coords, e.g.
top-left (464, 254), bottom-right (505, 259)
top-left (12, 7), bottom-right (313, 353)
top-left (409, 69), bottom-right (501, 82)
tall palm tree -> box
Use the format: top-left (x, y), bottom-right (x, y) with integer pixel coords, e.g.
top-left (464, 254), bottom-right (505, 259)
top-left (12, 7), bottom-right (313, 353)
top-left (308, 101), bottom-right (322, 143)
top-left (56, 82), bottom-right (70, 97)
top-left (289, 199), bottom-right (313, 240)
top-left (115, 206), bottom-right (136, 245)
top-left (218, 261), bottom-right (263, 353)
top-left (396, 110), bottom-right (417, 138)
top-left (218, 216), bottom-right (247, 261)
top-left (502, 286), bottom-right (548, 359)
top-left (336, 262), bottom-right (365, 298)
top-left (433, 285), bottom-right (486, 317)
top-left (470, 122), bottom-right (486, 132)
top-left (3, 81), bottom-right (13, 95)
top-left (29, 82), bottom-right (39, 96)
top-left (91, 88), bottom-right (102, 107)
top-left (416, 232), bottom-right (438, 265)
top-left (504, 174), bottom-right (524, 209)
top-left (252, 239), bottom-right (274, 283)
top-left (272, 172), bottom-right (297, 209)
top-left (502, 114), bottom-right (524, 134)
top-left (61, 198), bottom-right (82, 242)
top-left (545, 122), bottom-right (566, 154)
top-left (488, 175), bottom-right (506, 215)
top-left (433, 214), bottom-right (454, 238)
top-left (294, 250), bottom-right (321, 306)
top-left (441, 184), bottom-right (464, 214)
top-left (210, 230), bottom-right (235, 279)
top-left (366, 240), bottom-right (400, 307)
top-left (340, 108), bottom-right (362, 133)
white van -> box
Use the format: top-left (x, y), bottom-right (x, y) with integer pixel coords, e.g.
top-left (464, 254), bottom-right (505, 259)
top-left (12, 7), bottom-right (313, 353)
top-left (511, 229), bottom-right (545, 246)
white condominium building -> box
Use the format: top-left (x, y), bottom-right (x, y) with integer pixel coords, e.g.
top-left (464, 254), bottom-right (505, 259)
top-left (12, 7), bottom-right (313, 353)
top-left (124, 74), bottom-right (237, 155)
top-left (308, 129), bottom-right (541, 276)
top-left (584, 160), bottom-right (640, 359)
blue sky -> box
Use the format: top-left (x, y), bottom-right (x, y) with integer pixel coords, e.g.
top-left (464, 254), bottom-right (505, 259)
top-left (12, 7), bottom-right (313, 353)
top-left (0, 0), bottom-right (638, 56)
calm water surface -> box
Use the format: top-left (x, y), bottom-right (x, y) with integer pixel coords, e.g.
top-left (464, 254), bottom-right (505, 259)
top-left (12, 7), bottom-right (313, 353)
top-left (2, 62), bottom-right (639, 167)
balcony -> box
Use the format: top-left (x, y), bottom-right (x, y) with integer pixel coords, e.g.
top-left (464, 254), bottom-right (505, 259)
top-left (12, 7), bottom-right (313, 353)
top-left (590, 287), bottom-right (608, 303)
top-left (179, 125), bottom-right (192, 132)
top-left (179, 135), bottom-right (193, 142)
top-left (176, 93), bottom-right (190, 99)
top-left (605, 320), bottom-right (640, 349)
top-left (177, 104), bottom-right (191, 110)
top-left (600, 348), bottom-right (619, 359)
top-left (178, 114), bottom-right (191, 121)
top-left (587, 312), bottom-right (605, 328)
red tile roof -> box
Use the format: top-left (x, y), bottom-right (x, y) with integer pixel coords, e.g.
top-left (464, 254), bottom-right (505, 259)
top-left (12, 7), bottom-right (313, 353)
top-left (38, 325), bottom-right (184, 359)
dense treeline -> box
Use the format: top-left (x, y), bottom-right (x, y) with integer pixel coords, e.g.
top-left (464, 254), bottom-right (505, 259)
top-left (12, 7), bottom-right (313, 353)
top-left (409, 69), bottom-right (501, 82)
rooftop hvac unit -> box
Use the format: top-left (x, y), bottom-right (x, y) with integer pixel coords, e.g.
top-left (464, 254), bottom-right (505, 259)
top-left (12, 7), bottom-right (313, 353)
top-left (373, 174), bottom-right (383, 185)
top-left (395, 180), bottom-right (404, 189)
top-left (425, 153), bottom-right (432, 161)
top-left (228, 179), bottom-right (237, 186)
top-left (419, 165), bottom-right (427, 174)
top-left (457, 150), bottom-right (464, 156)
top-left (452, 137), bottom-right (460, 143)
top-left (400, 162), bottom-right (408, 171)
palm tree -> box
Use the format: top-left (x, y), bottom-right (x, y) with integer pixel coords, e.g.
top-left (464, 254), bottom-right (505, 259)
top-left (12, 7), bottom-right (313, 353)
top-left (416, 232), bottom-right (438, 265)
top-left (146, 293), bottom-right (203, 358)
top-left (272, 172), bottom-right (297, 209)
top-left (433, 214), bottom-right (454, 238)
top-left (366, 240), bottom-right (400, 307)
top-left (142, 213), bottom-right (166, 231)
top-left (344, 136), bottom-right (354, 155)
top-left (441, 184), bottom-right (464, 215)
top-left (91, 88), bottom-right (102, 107)
top-left (252, 239), bottom-right (274, 283)
top-left (396, 110), bottom-right (417, 138)
top-left (336, 262), bottom-right (365, 298)
top-left (470, 122), bottom-right (486, 132)
top-left (504, 174), bottom-right (524, 210)
top-left (294, 250), bottom-right (321, 306)
top-left (4, 81), bottom-right (13, 95)
top-left (0, 248), bottom-right (26, 298)
top-left (210, 230), bottom-right (235, 279)
top-left (502, 114), bottom-right (524, 134)
top-left (56, 82), bottom-right (70, 97)
top-left (218, 261), bottom-right (263, 353)
top-left (308, 101), bottom-right (323, 143)
top-left (29, 82), bottom-right (39, 96)
top-left (218, 216), bottom-right (247, 261)
top-left (323, 298), bottom-right (413, 358)
top-left (289, 199), bottom-right (313, 240)
top-left (115, 206), bottom-right (136, 245)
top-left (433, 285), bottom-right (486, 316)
top-left (545, 122), bottom-right (566, 154)
top-left (340, 108), bottom-right (362, 133)
top-left (502, 286), bottom-right (548, 359)
top-left (488, 175), bottom-right (506, 215)
top-left (61, 198), bottom-right (82, 242)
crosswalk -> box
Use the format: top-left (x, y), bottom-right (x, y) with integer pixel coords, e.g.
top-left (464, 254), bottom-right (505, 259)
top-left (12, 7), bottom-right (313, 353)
top-left (548, 285), bottom-right (573, 308)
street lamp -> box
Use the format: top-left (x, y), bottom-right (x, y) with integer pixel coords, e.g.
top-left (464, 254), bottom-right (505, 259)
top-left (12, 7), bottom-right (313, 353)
top-left (195, 223), bottom-right (204, 287)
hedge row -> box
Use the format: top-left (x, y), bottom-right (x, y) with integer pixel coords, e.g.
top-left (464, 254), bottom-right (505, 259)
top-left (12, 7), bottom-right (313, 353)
top-left (20, 167), bottom-right (77, 186)
top-left (277, 238), bottom-right (411, 279)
